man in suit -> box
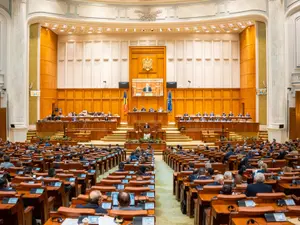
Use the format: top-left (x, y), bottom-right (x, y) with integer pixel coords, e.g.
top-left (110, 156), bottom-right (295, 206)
top-left (133, 107), bottom-right (138, 112)
top-left (196, 112), bottom-right (201, 117)
top-left (143, 83), bottom-right (152, 92)
top-left (0, 176), bottom-right (15, 191)
top-left (76, 190), bottom-right (107, 213)
top-left (183, 112), bottom-right (189, 117)
top-left (149, 108), bottom-right (155, 112)
top-left (115, 192), bottom-right (142, 210)
top-left (222, 112), bottom-right (226, 117)
top-left (141, 107), bottom-right (147, 112)
top-left (210, 111), bottom-right (215, 117)
top-left (203, 111), bottom-right (208, 117)
top-left (245, 112), bottom-right (250, 117)
top-left (144, 123), bottom-right (150, 129)
top-left (245, 173), bottom-right (272, 197)
top-left (228, 111), bottom-right (234, 117)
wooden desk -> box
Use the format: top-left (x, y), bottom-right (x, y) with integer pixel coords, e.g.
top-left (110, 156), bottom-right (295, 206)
top-left (36, 120), bottom-right (118, 133)
top-left (194, 193), bottom-right (217, 225)
top-left (178, 121), bottom-right (259, 133)
top-left (278, 183), bottom-right (300, 195)
top-left (127, 112), bottom-right (168, 126)
top-left (232, 217), bottom-right (294, 225)
top-left (61, 115), bottom-right (121, 124)
top-left (0, 202), bottom-right (23, 225)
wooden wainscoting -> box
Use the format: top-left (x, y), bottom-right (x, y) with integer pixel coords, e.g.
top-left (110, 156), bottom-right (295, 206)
top-left (167, 88), bottom-right (240, 122)
top-left (57, 89), bottom-right (128, 121)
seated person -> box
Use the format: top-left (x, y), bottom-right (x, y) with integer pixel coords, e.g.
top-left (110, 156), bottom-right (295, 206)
top-left (196, 112), bottom-right (201, 117)
top-left (76, 190), bottom-right (107, 214)
top-left (203, 111), bottom-right (208, 117)
top-left (221, 117), bottom-right (227, 122)
top-left (207, 174), bottom-right (224, 186)
top-left (223, 148), bottom-right (235, 162)
top-left (107, 111), bottom-right (112, 117)
top-left (197, 168), bottom-right (211, 180)
top-left (188, 169), bottom-right (200, 182)
top-left (256, 163), bottom-right (268, 173)
top-left (117, 162), bottom-right (125, 172)
top-left (149, 108), bottom-right (155, 112)
top-left (133, 107), bottom-right (138, 112)
top-left (234, 174), bottom-right (244, 185)
top-left (200, 117), bottom-right (206, 122)
top-left (143, 83), bottom-right (152, 93)
top-left (136, 166), bottom-right (149, 176)
top-left (0, 156), bottom-right (15, 169)
top-left (0, 175), bottom-right (15, 191)
top-left (245, 173), bottom-right (272, 197)
top-left (144, 123), bottom-right (150, 129)
top-left (130, 152), bottom-right (138, 162)
top-left (206, 168), bottom-right (214, 177)
top-left (245, 112), bottom-right (250, 117)
top-left (115, 192), bottom-right (142, 210)
top-left (224, 171), bottom-right (233, 180)
top-left (238, 113), bottom-right (243, 117)
top-left (157, 107), bottom-right (163, 112)
top-left (221, 112), bottom-right (226, 117)
top-left (141, 107), bottom-right (147, 112)
top-left (187, 162), bottom-right (195, 171)
top-left (183, 112), bottom-right (189, 117)
top-left (220, 184), bottom-right (232, 195)
top-left (228, 111), bottom-right (234, 117)
top-left (210, 111), bottom-right (215, 117)
top-left (215, 117), bottom-right (220, 122)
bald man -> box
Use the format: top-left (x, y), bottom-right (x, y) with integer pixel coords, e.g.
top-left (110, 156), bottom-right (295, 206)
top-left (116, 192), bottom-right (142, 210)
top-left (76, 190), bottom-right (107, 213)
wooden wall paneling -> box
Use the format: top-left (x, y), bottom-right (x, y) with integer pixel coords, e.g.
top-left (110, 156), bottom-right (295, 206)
top-left (40, 27), bottom-right (58, 119)
top-left (0, 108), bottom-right (7, 141)
top-left (296, 92), bottom-right (300, 138)
top-left (289, 107), bottom-right (296, 140)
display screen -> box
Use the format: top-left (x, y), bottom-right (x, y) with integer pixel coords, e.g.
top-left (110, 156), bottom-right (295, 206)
top-left (132, 79), bottom-right (163, 97)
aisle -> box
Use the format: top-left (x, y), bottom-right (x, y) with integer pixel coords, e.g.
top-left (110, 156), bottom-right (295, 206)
top-left (155, 156), bottom-right (194, 225)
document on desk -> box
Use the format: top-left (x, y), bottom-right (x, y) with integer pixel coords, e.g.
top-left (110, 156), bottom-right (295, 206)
top-left (61, 219), bottom-right (78, 225)
top-left (287, 217), bottom-right (300, 225)
top-left (98, 216), bottom-right (117, 225)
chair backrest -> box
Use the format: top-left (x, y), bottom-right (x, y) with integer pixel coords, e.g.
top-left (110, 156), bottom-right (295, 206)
top-left (57, 206), bottom-right (95, 217)
top-left (99, 179), bottom-right (122, 186)
top-left (108, 210), bottom-right (148, 219)
top-left (217, 194), bottom-right (246, 200)
top-left (238, 206), bottom-right (274, 215)
top-left (129, 180), bottom-right (151, 186)
top-left (107, 175), bottom-right (126, 180)
top-left (124, 187), bottom-right (151, 195)
top-left (256, 192), bottom-right (285, 200)
top-left (90, 185), bottom-right (117, 192)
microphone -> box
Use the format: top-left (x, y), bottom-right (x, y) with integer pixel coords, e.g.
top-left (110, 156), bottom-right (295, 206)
top-left (188, 80), bottom-right (191, 83)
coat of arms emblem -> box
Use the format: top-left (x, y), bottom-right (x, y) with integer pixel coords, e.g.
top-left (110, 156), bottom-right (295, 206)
top-left (142, 58), bottom-right (153, 71)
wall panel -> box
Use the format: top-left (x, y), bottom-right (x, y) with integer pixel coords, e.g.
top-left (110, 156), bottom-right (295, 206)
top-left (58, 34), bottom-right (240, 88)
top-left (40, 27), bottom-right (58, 119)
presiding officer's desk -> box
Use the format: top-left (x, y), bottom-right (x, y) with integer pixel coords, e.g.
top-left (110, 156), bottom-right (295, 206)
top-left (127, 111), bottom-right (168, 126)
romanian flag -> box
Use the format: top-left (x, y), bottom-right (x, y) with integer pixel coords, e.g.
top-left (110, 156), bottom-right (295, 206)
top-left (123, 91), bottom-right (128, 113)
top-left (167, 90), bottom-right (172, 112)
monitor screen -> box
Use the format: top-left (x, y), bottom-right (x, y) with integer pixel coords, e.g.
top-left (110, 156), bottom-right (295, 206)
top-left (132, 79), bottom-right (163, 97)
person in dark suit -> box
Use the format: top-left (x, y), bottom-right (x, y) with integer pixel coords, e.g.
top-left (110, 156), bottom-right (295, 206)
top-left (196, 112), bottom-right (201, 117)
top-left (141, 107), bottom-right (147, 112)
top-left (183, 112), bottom-right (189, 117)
top-left (245, 173), bottom-right (272, 197)
top-left (203, 112), bottom-right (208, 117)
top-left (222, 112), bottom-right (226, 117)
top-left (223, 148), bottom-right (235, 162)
top-left (76, 190), bottom-right (107, 214)
top-left (114, 192), bottom-right (142, 210)
top-left (0, 176), bottom-right (15, 191)
top-left (117, 162), bottom-right (125, 172)
top-left (228, 111), bottom-right (234, 117)
top-left (144, 123), bottom-right (150, 129)
top-left (133, 107), bottom-right (138, 112)
top-left (149, 108), bottom-right (155, 112)
top-left (143, 83), bottom-right (152, 92)
top-left (210, 111), bottom-right (215, 117)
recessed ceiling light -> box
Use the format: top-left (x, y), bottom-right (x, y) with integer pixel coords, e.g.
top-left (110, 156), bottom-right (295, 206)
top-left (60, 29), bottom-right (64, 32)
top-left (233, 28), bottom-right (239, 31)
top-left (159, 28), bottom-right (162, 32)
top-left (68, 32), bottom-right (72, 34)
top-left (134, 28), bottom-right (136, 32)
top-left (89, 27), bottom-right (93, 30)
top-left (62, 25), bottom-right (67, 28)
top-left (247, 21), bottom-right (252, 25)
top-left (241, 25), bottom-right (246, 28)
top-left (202, 26), bottom-right (207, 30)
top-left (88, 31), bottom-right (93, 33)
top-left (52, 27), bottom-right (56, 30)
top-left (205, 30), bottom-right (209, 33)
top-left (196, 30), bottom-right (200, 33)
top-left (211, 25), bottom-right (216, 29)
top-left (125, 28), bottom-right (128, 32)
top-left (116, 28), bottom-right (119, 31)
top-left (44, 23), bottom-right (49, 27)
top-left (194, 27), bottom-right (198, 30)
top-left (226, 30), bottom-right (230, 33)
top-left (71, 26), bottom-right (75, 29)
top-left (53, 24), bottom-right (58, 27)
top-left (220, 24), bottom-right (225, 28)
top-left (106, 28), bottom-right (111, 31)
top-left (185, 27), bottom-right (189, 30)
top-left (177, 28), bottom-right (180, 31)
top-left (216, 30), bottom-right (220, 33)
top-left (168, 28), bottom-right (171, 31)
top-left (228, 23), bottom-right (234, 27)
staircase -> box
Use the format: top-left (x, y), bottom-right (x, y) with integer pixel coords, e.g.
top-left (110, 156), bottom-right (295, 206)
top-left (26, 130), bottom-right (37, 142)
top-left (258, 130), bottom-right (268, 141)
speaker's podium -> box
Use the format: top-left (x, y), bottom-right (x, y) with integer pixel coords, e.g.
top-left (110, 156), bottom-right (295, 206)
top-left (127, 111), bottom-right (168, 126)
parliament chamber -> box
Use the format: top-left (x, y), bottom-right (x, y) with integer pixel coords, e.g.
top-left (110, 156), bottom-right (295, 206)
top-left (1, 0), bottom-right (300, 224)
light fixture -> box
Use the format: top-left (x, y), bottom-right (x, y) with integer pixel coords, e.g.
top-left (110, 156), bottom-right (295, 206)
top-left (88, 31), bottom-right (93, 33)
top-left (220, 24), bottom-right (225, 28)
top-left (68, 32), bottom-right (73, 34)
top-left (211, 25), bottom-right (216, 29)
top-left (52, 27), bottom-right (57, 30)
top-left (185, 27), bottom-right (189, 30)
top-left (89, 27), bottom-right (93, 30)
top-left (62, 25), bottom-right (67, 28)
top-left (60, 29), bottom-right (64, 32)
top-left (168, 28), bottom-right (171, 31)
top-left (228, 23), bottom-right (234, 27)
top-left (176, 28), bottom-right (180, 31)
top-left (125, 28), bottom-right (128, 32)
top-left (71, 26), bottom-right (75, 29)
top-left (226, 30), bottom-right (230, 33)
top-left (194, 27), bottom-right (198, 30)
top-left (134, 28), bottom-right (136, 32)
top-left (44, 23), bottom-right (49, 27)
top-left (116, 28), bottom-right (119, 31)
top-left (247, 21), bottom-right (252, 25)
top-left (106, 28), bottom-right (111, 31)
top-left (205, 30), bottom-right (209, 33)
top-left (202, 26), bottom-right (207, 30)
top-left (53, 24), bottom-right (58, 27)
top-left (196, 30), bottom-right (200, 33)
top-left (159, 28), bottom-right (162, 32)
top-left (216, 30), bottom-right (220, 33)
top-left (233, 28), bottom-right (239, 31)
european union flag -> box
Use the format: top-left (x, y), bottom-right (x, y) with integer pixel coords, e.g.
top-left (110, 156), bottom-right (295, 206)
top-left (167, 91), bottom-right (172, 112)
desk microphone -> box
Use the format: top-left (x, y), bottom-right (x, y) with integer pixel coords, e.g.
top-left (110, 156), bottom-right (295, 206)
top-left (246, 218), bottom-right (259, 225)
